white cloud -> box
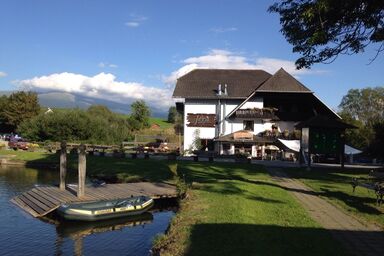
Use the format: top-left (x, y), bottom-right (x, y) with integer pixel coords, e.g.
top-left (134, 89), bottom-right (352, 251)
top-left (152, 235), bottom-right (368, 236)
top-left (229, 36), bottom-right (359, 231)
top-left (125, 14), bottom-right (148, 28)
top-left (163, 49), bottom-right (326, 85)
top-left (125, 22), bottom-right (140, 27)
top-left (16, 72), bottom-right (173, 112)
top-left (98, 62), bottom-right (118, 68)
top-left (0, 71), bottom-right (7, 77)
top-left (210, 27), bottom-right (238, 33)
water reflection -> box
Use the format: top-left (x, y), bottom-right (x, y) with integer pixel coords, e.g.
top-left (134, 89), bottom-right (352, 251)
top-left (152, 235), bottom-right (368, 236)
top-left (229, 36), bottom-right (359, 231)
top-left (52, 213), bottom-right (154, 256)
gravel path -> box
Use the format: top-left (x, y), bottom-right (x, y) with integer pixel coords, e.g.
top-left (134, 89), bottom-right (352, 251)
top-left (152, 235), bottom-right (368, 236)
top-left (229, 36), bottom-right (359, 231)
top-left (268, 168), bottom-right (384, 256)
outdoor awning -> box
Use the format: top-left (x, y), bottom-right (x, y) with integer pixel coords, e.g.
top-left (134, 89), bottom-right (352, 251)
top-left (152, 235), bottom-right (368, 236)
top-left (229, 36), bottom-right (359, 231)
top-left (345, 145), bottom-right (362, 155)
top-left (277, 139), bottom-right (362, 155)
top-left (278, 139), bottom-right (300, 152)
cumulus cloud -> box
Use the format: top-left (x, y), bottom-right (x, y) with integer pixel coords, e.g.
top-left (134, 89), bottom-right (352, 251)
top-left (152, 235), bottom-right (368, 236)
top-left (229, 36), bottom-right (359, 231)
top-left (0, 71), bottom-right (7, 77)
top-left (163, 49), bottom-right (325, 85)
top-left (16, 72), bottom-right (173, 112)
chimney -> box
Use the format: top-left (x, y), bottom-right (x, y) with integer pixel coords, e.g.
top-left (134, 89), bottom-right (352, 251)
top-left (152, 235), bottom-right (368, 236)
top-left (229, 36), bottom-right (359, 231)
top-left (217, 84), bottom-right (222, 95)
top-left (224, 84), bottom-right (228, 95)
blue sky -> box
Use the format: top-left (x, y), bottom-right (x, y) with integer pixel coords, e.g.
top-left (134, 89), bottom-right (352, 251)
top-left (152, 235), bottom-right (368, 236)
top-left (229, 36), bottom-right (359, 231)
top-left (0, 0), bottom-right (383, 114)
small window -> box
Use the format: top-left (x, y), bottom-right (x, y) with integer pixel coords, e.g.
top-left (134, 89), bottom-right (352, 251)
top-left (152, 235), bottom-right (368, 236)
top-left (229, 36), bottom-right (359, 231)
top-left (243, 120), bottom-right (254, 131)
top-left (223, 144), bottom-right (230, 150)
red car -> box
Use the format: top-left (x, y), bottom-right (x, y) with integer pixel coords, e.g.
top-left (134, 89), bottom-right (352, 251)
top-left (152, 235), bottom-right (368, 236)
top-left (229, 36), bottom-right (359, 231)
top-left (8, 139), bottom-right (29, 150)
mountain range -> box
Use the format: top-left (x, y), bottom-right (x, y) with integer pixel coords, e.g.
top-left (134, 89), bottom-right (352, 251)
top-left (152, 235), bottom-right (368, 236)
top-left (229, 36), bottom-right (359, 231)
top-left (0, 91), bottom-right (167, 117)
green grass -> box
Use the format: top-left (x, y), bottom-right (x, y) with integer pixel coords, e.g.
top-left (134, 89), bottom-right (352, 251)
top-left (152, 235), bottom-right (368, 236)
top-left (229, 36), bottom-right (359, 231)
top-left (283, 167), bottom-right (384, 228)
top-left (0, 150), bottom-right (350, 255)
top-left (153, 162), bottom-right (347, 256)
top-left (0, 149), bottom-right (58, 162)
top-left (149, 117), bottom-right (173, 129)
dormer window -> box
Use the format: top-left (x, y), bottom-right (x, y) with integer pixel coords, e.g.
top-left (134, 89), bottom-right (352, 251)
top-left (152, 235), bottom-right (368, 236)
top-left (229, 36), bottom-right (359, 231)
top-left (243, 120), bottom-right (254, 131)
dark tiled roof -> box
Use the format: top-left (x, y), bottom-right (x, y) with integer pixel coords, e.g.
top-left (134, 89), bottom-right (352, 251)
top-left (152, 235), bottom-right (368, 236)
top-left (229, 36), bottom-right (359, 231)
top-left (256, 68), bottom-right (312, 93)
top-left (173, 69), bottom-right (271, 99)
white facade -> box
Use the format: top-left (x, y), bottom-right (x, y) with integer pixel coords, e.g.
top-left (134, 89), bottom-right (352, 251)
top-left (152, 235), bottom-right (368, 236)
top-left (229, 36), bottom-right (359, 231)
top-left (184, 100), bottom-right (216, 151)
top-left (183, 96), bottom-right (290, 152)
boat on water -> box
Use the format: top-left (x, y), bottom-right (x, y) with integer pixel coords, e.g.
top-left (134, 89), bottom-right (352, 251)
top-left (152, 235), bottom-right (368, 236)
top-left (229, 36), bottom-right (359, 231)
top-left (57, 196), bottom-right (154, 221)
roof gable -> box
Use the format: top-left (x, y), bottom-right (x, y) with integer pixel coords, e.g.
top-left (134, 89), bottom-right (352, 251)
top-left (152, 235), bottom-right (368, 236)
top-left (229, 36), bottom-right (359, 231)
top-left (256, 68), bottom-right (312, 93)
top-left (173, 69), bottom-right (271, 99)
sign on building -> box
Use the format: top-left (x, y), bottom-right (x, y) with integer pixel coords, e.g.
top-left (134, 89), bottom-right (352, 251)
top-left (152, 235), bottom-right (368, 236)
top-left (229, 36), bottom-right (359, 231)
top-left (187, 114), bottom-right (216, 127)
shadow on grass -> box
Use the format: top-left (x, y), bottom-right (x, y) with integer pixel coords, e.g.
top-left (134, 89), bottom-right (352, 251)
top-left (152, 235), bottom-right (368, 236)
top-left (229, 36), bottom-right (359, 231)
top-left (319, 188), bottom-right (382, 215)
top-left (23, 153), bottom-right (176, 183)
top-left (273, 168), bottom-right (383, 215)
top-left (185, 224), bottom-right (371, 256)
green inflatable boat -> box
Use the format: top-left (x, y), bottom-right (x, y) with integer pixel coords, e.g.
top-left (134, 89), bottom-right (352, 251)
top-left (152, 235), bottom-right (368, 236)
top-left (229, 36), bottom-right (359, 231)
top-left (57, 196), bottom-right (154, 221)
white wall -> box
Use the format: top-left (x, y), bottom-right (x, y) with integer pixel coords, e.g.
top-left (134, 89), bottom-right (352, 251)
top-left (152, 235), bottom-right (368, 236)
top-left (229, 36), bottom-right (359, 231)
top-left (184, 99), bottom-right (217, 151)
top-left (240, 97), bottom-right (263, 109)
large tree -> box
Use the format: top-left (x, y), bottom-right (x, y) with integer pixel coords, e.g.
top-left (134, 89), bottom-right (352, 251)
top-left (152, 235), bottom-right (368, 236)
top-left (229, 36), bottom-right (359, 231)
top-left (128, 100), bottom-right (150, 130)
top-left (338, 87), bottom-right (384, 155)
top-left (339, 87), bottom-right (384, 125)
top-left (269, 0), bottom-right (384, 69)
top-left (2, 91), bottom-right (40, 131)
top-left (167, 106), bottom-right (178, 123)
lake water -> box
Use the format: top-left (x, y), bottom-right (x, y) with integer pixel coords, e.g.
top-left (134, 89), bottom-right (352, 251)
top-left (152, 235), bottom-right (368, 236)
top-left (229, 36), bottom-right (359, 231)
top-left (0, 166), bottom-right (175, 256)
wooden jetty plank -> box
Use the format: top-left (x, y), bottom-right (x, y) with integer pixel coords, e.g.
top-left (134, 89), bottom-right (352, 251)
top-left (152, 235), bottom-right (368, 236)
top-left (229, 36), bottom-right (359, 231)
top-left (33, 188), bottom-right (62, 205)
top-left (123, 182), bottom-right (176, 197)
top-left (117, 183), bottom-right (169, 197)
top-left (11, 197), bottom-right (40, 217)
top-left (68, 186), bottom-right (111, 200)
top-left (18, 195), bottom-right (47, 215)
top-left (20, 193), bottom-right (52, 213)
top-left (85, 186), bottom-right (114, 199)
top-left (116, 185), bottom-right (145, 196)
top-left (25, 190), bottom-right (57, 208)
top-left (11, 182), bottom-right (178, 218)
top-left (41, 187), bottom-right (78, 202)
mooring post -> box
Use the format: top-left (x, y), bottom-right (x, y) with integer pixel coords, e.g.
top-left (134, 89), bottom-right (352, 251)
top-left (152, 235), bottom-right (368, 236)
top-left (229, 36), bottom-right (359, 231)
top-left (78, 144), bottom-right (86, 198)
top-left (59, 141), bottom-right (67, 190)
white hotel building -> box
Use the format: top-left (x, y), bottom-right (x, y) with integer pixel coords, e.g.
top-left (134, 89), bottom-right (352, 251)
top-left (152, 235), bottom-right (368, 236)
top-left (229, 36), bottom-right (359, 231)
top-left (173, 68), bottom-right (340, 158)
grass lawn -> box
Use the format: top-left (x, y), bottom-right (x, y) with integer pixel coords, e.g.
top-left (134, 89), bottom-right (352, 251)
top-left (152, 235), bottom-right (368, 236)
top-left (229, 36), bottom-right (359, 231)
top-left (149, 117), bottom-right (173, 129)
top-left (153, 162), bottom-right (347, 256)
top-left (0, 149), bottom-right (58, 162)
top-left (0, 150), bottom-right (348, 255)
top-left (283, 167), bottom-right (384, 228)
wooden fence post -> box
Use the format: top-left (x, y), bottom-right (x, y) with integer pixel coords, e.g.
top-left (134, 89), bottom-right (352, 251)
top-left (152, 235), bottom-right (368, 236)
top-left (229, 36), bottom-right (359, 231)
top-left (59, 141), bottom-right (67, 190)
top-left (78, 144), bottom-right (86, 198)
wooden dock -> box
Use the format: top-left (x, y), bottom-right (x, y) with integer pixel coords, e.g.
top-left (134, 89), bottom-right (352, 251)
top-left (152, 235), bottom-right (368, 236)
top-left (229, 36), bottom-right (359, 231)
top-left (11, 182), bottom-right (177, 218)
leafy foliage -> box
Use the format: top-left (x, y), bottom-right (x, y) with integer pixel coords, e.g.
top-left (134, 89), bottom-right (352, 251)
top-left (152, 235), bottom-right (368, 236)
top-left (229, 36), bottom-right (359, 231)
top-left (128, 100), bottom-right (150, 130)
top-left (269, 0), bottom-right (384, 68)
top-left (167, 106), bottom-right (178, 123)
top-left (339, 87), bottom-right (384, 125)
top-left (368, 121), bottom-right (384, 159)
top-left (18, 107), bottom-right (133, 144)
top-left (338, 87), bottom-right (384, 158)
top-left (1, 91), bottom-right (40, 131)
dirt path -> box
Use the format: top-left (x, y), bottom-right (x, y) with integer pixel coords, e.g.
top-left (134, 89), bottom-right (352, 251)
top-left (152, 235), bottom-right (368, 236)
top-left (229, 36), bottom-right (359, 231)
top-left (268, 168), bottom-right (384, 256)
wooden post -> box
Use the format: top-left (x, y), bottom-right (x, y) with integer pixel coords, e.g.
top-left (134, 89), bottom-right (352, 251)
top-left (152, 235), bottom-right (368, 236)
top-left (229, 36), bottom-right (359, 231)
top-left (59, 141), bottom-right (67, 190)
top-left (340, 132), bottom-right (345, 169)
top-left (78, 144), bottom-right (86, 198)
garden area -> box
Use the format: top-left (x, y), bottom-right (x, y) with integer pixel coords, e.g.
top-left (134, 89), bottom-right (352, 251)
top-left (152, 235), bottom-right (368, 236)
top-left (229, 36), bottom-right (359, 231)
top-left (283, 167), bottom-right (384, 228)
top-left (0, 150), bottom-right (348, 255)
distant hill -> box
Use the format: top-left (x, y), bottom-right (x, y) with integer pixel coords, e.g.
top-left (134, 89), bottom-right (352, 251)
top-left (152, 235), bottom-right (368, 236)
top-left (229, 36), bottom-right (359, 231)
top-left (0, 91), bottom-right (167, 118)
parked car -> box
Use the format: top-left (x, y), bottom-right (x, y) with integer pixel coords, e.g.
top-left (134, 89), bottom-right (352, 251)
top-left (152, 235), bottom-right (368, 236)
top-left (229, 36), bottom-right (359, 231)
top-left (8, 138), bottom-right (29, 150)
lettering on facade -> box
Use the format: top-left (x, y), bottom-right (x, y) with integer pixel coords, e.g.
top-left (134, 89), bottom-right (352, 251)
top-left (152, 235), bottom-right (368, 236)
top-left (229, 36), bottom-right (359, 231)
top-left (187, 114), bottom-right (216, 127)
top-left (233, 131), bottom-right (253, 140)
